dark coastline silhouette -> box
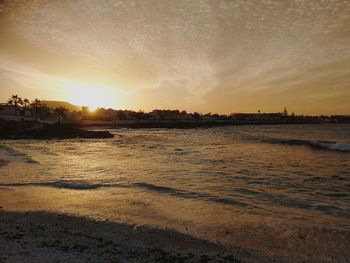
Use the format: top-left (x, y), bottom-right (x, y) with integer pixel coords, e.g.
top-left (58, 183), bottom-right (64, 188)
top-left (1, 95), bottom-right (350, 132)
top-left (0, 119), bottom-right (113, 139)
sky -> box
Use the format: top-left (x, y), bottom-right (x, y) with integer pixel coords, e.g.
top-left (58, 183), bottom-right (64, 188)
top-left (0, 0), bottom-right (349, 114)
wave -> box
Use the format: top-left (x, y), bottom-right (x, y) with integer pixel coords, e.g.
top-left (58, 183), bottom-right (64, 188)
top-left (257, 137), bottom-right (350, 152)
top-left (132, 182), bottom-right (248, 207)
top-left (0, 180), bottom-right (248, 207)
top-left (0, 180), bottom-right (113, 190)
top-left (2, 180), bottom-right (349, 218)
top-left (0, 144), bottom-right (40, 163)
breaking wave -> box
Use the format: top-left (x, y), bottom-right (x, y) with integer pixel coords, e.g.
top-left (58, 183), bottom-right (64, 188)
top-left (257, 137), bottom-right (350, 152)
top-left (132, 182), bottom-right (248, 207)
top-left (0, 144), bottom-right (40, 163)
top-left (0, 180), bottom-right (113, 190)
top-left (0, 180), bottom-right (248, 207)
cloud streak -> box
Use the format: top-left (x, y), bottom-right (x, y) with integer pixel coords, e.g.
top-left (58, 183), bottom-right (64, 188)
top-left (0, 0), bottom-right (349, 114)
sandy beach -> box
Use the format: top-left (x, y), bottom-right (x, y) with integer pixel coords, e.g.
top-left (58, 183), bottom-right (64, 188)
top-left (0, 209), bottom-right (275, 263)
top-left (1, 185), bottom-right (350, 263)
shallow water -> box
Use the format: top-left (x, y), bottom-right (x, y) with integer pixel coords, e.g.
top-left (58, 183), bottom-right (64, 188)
top-left (1, 124), bottom-right (350, 260)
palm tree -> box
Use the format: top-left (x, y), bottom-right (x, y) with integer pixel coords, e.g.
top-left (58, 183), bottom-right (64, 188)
top-left (20, 98), bottom-right (30, 118)
top-left (193, 112), bottom-right (201, 120)
top-left (11, 95), bottom-right (20, 107)
top-left (31, 99), bottom-right (41, 121)
top-left (23, 99), bottom-right (30, 107)
top-left (18, 97), bottom-right (23, 107)
top-left (17, 98), bottom-right (24, 117)
top-left (54, 106), bottom-right (67, 119)
top-left (7, 95), bottom-right (23, 115)
top-left (31, 98), bottom-right (41, 107)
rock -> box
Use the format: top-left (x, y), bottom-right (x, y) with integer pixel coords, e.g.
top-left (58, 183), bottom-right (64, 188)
top-left (0, 120), bottom-right (114, 140)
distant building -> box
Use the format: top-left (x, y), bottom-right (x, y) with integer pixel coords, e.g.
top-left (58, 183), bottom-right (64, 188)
top-left (0, 103), bottom-right (35, 121)
top-left (0, 104), bottom-right (17, 115)
top-left (24, 110), bottom-right (32, 117)
top-left (65, 111), bottom-right (81, 121)
top-left (149, 111), bottom-right (161, 120)
top-left (101, 108), bottom-right (118, 120)
top-left (81, 106), bottom-right (90, 119)
top-left (82, 106), bottom-right (89, 113)
top-left (150, 110), bottom-right (182, 120)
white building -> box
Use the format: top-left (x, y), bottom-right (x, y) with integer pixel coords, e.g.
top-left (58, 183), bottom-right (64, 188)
top-left (0, 104), bottom-right (17, 115)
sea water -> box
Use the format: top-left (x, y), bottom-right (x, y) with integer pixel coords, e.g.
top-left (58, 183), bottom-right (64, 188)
top-left (1, 124), bottom-right (349, 259)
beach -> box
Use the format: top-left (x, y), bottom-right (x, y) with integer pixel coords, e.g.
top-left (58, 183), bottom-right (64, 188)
top-left (1, 209), bottom-right (251, 263)
top-left (1, 124), bottom-right (350, 262)
top-left (1, 190), bottom-right (349, 263)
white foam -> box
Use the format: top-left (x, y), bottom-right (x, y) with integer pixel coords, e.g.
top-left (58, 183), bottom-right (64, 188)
top-left (313, 141), bottom-right (350, 152)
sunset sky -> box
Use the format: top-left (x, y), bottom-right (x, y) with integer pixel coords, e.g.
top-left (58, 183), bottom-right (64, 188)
top-left (0, 0), bottom-right (349, 114)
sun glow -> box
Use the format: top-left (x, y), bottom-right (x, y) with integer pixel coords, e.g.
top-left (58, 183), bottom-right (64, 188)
top-left (61, 81), bottom-right (121, 110)
top-left (88, 106), bottom-right (98, 112)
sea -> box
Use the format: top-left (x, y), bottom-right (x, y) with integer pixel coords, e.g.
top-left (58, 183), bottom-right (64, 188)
top-left (1, 124), bottom-right (349, 259)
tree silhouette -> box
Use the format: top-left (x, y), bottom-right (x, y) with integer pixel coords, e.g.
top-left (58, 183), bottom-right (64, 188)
top-left (10, 95), bottom-right (21, 107)
top-left (7, 95), bottom-right (23, 115)
top-left (31, 99), bottom-right (41, 121)
top-left (54, 106), bottom-right (67, 119)
top-left (193, 112), bottom-right (201, 120)
top-left (23, 98), bottom-right (30, 107)
top-left (18, 97), bottom-right (23, 107)
top-left (116, 111), bottom-right (127, 120)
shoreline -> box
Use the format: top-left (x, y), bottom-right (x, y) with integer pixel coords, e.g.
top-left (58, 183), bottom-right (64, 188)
top-left (1, 119), bottom-right (349, 140)
top-left (82, 120), bottom-right (350, 129)
top-left (1, 185), bottom-right (349, 263)
top-left (0, 209), bottom-right (276, 263)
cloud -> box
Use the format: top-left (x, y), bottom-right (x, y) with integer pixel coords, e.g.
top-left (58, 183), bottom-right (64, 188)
top-left (0, 0), bottom-right (349, 114)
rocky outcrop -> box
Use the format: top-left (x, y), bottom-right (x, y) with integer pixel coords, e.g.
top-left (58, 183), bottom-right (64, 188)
top-left (0, 120), bottom-right (113, 139)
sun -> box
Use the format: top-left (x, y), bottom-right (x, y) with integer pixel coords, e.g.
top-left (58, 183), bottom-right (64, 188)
top-left (61, 81), bottom-right (121, 110)
top-left (88, 106), bottom-right (98, 112)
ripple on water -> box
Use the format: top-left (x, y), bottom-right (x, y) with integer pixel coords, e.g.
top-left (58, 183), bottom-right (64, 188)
top-left (1, 125), bottom-right (350, 244)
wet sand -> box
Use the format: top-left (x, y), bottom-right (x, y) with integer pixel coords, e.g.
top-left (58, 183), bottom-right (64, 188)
top-left (0, 159), bottom-right (9, 167)
top-left (0, 209), bottom-right (283, 263)
top-left (0, 189), bottom-right (287, 262)
top-left (1, 186), bottom-right (350, 262)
